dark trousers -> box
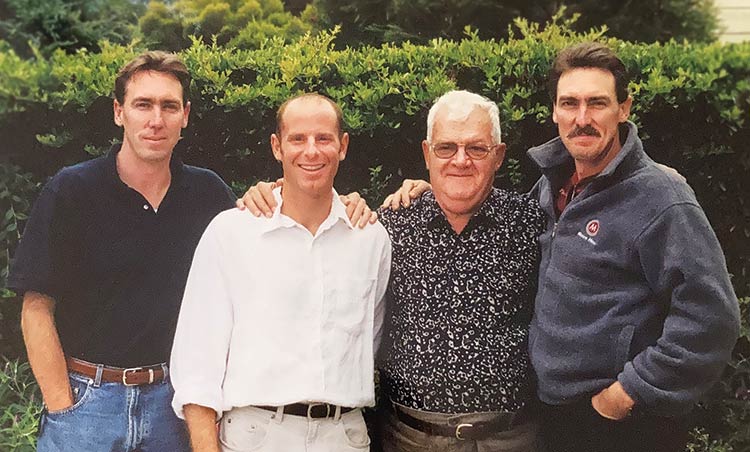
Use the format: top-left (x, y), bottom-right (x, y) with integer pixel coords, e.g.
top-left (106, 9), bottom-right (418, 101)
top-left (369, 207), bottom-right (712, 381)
top-left (537, 398), bottom-right (689, 452)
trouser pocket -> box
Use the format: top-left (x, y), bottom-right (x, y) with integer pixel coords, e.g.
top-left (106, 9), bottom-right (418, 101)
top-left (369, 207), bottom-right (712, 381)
top-left (220, 407), bottom-right (276, 451)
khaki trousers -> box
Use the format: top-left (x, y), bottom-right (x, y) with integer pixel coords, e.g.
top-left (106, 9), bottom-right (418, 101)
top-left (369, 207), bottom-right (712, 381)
top-left (220, 405), bottom-right (370, 452)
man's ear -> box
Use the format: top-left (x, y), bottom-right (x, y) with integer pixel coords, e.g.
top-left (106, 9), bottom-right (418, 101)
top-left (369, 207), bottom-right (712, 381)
top-left (113, 99), bottom-right (123, 126)
top-left (422, 140), bottom-right (431, 170)
top-left (552, 102), bottom-right (559, 125)
top-left (619, 95), bottom-right (633, 123)
top-left (182, 101), bottom-right (191, 128)
top-left (271, 134), bottom-right (282, 162)
top-left (495, 143), bottom-right (507, 171)
top-left (338, 132), bottom-right (349, 161)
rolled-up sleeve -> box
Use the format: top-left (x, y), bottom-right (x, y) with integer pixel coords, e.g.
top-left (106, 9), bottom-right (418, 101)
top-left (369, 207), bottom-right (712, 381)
top-left (170, 217), bottom-right (233, 419)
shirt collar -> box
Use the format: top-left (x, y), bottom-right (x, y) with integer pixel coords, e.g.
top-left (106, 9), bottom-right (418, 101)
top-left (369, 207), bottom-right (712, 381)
top-left (418, 189), bottom-right (501, 229)
top-left (259, 187), bottom-right (353, 235)
top-left (527, 121), bottom-right (640, 180)
top-left (104, 142), bottom-right (187, 191)
top-left (474, 188), bottom-right (503, 225)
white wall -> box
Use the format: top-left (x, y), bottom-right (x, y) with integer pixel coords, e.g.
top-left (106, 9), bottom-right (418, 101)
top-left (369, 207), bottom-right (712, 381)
top-left (715, 0), bottom-right (750, 42)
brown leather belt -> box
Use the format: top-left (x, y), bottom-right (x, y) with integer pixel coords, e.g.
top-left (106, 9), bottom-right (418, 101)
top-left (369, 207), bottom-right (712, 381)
top-left (66, 357), bottom-right (166, 386)
top-left (391, 402), bottom-right (524, 441)
top-left (258, 403), bottom-right (356, 419)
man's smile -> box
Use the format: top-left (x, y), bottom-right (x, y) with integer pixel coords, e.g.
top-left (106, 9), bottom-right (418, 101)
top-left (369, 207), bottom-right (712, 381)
top-left (299, 163), bottom-right (325, 172)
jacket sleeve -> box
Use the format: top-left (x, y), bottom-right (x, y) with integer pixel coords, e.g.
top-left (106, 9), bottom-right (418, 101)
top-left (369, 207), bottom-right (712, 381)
top-left (618, 202), bottom-right (740, 416)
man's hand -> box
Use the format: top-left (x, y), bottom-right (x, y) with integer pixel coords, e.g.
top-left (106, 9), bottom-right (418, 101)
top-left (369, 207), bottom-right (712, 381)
top-left (44, 389), bottom-right (75, 412)
top-left (341, 191), bottom-right (377, 228)
top-left (591, 381), bottom-right (635, 420)
top-left (184, 404), bottom-right (221, 452)
top-left (236, 179), bottom-right (281, 217)
top-left (237, 178), bottom-right (376, 228)
top-left (381, 179), bottom-right (431, 210)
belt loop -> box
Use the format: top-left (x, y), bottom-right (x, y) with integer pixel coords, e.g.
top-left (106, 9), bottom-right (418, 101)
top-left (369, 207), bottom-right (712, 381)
top-left (333, 405), bottom-right (342, 422)
top-left (93, 364), bottom-right (104, 388)
top-left (161, 363), bottom-right (169, 381)
top-left (275, 406), bottom-right (284, 424)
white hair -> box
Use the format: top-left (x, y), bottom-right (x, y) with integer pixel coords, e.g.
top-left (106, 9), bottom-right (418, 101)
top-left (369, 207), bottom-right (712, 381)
top-left (426, 90), bottom-right (502, 144)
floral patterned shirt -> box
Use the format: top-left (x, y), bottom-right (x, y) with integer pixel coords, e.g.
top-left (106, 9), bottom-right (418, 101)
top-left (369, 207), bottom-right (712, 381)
top-left (378, 188), bottom-right (545, 413)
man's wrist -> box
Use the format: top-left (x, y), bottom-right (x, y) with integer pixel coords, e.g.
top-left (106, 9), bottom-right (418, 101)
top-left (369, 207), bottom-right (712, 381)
top-left (612, 381), bottom-right (636, 410)
top-left (45, 393), bottom-right (74, 411)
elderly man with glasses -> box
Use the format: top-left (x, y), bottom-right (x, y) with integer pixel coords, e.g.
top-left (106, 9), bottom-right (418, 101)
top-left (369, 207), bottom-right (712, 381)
top-left (373, 90), bottom-right (545, 451)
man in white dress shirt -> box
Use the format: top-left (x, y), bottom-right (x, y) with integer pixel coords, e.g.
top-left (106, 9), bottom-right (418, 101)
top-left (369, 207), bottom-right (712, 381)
top-left (169, 93), bottom-right (392, 452)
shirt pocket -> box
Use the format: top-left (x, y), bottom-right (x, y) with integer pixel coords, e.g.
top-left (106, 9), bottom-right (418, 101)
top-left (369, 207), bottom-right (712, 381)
top-left (328, 278), bottom-right (376, 334)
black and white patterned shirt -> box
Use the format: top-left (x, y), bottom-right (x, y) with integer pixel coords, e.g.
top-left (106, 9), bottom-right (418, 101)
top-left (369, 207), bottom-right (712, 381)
top-left (378, 188), bottom-right (546, 413)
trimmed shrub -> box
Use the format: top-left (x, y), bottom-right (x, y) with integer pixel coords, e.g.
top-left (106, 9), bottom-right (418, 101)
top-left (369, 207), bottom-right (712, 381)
top-left (0, 19), bottom-right (748, 449)
top-left (0, 21), bottom-right (747, 298)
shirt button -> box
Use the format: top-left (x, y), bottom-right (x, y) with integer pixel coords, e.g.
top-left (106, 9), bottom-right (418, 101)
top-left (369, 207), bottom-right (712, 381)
top-left (143, 204), bottom-right (149, 210)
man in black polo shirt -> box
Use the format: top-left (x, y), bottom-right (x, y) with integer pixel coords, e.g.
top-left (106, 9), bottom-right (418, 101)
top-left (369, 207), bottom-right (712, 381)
top-left (8, 51), bottom-right (236, 451)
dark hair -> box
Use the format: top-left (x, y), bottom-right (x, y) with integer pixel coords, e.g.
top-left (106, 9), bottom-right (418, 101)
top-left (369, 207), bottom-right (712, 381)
top-left (275, 93), bottom-right (344, 136)
top-left (549, 42), bottom-right (630, 103)
top-left (114, 51), bottom-right (191, 105)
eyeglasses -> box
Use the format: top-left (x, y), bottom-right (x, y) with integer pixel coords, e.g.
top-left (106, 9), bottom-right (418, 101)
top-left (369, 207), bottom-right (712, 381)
top-left (430, 142), bottom-right (496, 160)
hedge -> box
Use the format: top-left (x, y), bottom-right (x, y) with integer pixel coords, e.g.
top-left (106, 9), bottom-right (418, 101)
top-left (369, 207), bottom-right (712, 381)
top-left (0, 18), bottom-right (748, 449)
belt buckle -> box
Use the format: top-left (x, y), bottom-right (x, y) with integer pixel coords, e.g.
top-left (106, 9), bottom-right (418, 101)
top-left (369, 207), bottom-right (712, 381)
top-left (455, 423), bottom-right (473, 440)
top-left (306, 403), bottom-right (331, 419)
top-left (122, 367), bottom-right (153, 386)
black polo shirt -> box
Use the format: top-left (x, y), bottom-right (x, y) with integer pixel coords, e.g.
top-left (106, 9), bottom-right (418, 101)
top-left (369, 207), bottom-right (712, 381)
top-left (9, 144), bottom-right (236, 367)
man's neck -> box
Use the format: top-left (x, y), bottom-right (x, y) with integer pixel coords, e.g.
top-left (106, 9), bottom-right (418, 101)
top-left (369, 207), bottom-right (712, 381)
top-left (434, 187), bottom-right (491, 235)
top-left (116, 145), bottom-right (172, 209)
top-left (574, 162), bottom-right (606, 181)
top-left (279, 186), bottom-right (334, 236)
top-left (435, 198), bottom-right (481, 235)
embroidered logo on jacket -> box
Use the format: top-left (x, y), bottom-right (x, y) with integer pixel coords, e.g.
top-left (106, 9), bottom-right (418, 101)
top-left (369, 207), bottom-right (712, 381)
top-left (577, 219), bottom-right (600, 245)
top-left (586, 220), bottom-right (600, 236)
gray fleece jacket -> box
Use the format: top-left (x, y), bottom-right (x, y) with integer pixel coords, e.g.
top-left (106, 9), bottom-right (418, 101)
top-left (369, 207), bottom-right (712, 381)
top-left (527, 121), bottom-right (740, 416)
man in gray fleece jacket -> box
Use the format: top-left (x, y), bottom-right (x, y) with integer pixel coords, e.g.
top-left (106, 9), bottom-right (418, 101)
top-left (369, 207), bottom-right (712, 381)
top-left (527, 42), bottom-right (740, 452)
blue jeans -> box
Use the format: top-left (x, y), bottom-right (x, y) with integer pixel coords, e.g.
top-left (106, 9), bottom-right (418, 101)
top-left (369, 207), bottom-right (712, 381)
top-left (37, 371), bottom-right (190, 452)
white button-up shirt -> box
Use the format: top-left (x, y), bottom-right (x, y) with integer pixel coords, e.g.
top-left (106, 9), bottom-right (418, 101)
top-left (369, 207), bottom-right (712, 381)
top-left (170, 189), bottom-right (391, 418)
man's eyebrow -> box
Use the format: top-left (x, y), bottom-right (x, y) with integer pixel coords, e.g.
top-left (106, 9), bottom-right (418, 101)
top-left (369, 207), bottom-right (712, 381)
top-left (557, 95), bottom-right (612, 102)
top-left (130, 96), bottom-right (182, 104)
